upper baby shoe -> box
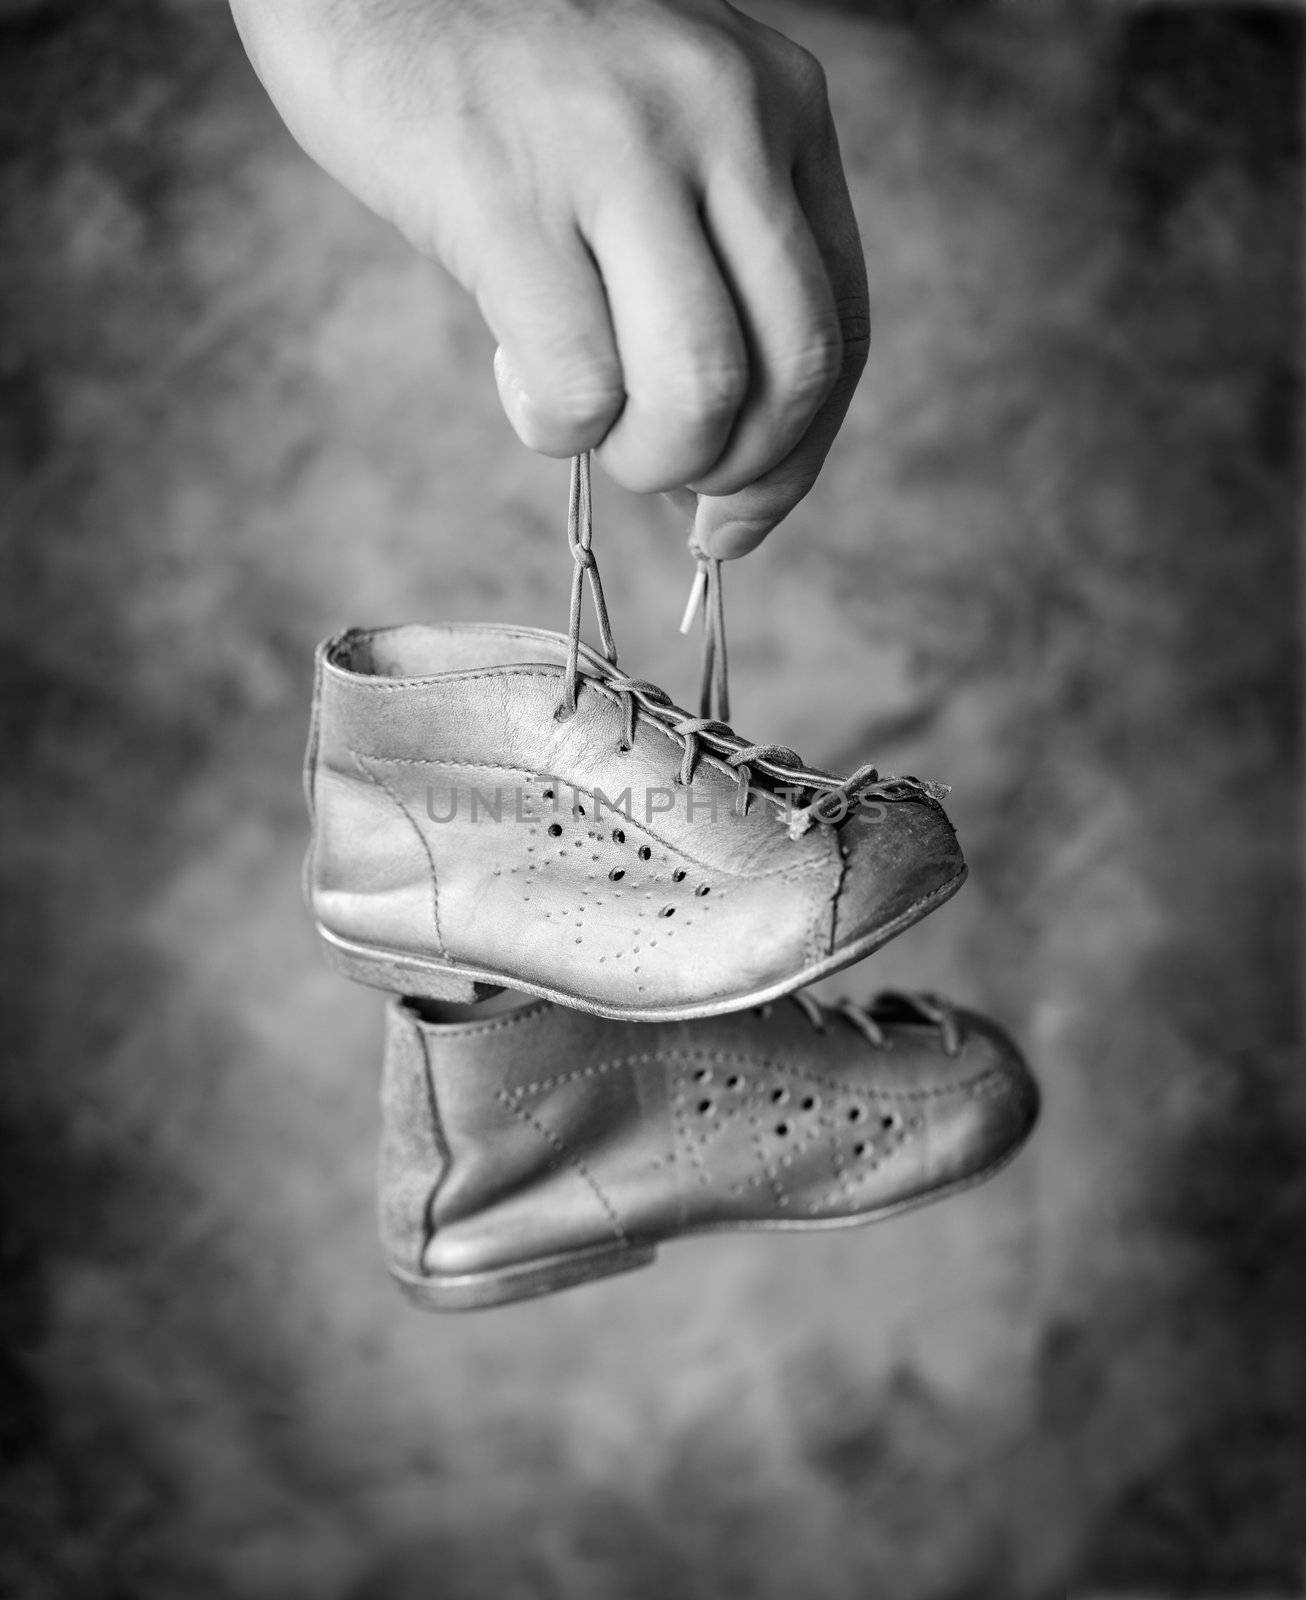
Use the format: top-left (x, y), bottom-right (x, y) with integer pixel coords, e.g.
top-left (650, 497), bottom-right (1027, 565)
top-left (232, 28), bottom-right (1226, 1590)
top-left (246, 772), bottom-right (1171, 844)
top-left (306, 619), bottom-right (964, 1019)
top-left (378, 988), bottom-right (1039, 1311)
top-left (305, 454), bottom-right (965, 1020)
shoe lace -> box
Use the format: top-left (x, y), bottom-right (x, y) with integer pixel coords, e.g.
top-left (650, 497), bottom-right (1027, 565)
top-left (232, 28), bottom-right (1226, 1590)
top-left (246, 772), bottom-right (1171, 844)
top-left (558, 453), bottom-right (950, 838)
top-left (758, 988), bottom-right (963, 1057)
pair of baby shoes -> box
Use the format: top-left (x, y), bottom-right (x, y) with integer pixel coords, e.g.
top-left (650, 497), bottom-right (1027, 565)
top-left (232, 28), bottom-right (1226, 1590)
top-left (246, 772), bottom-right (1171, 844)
top-left (307, 456), bottom-right (1038, 1310)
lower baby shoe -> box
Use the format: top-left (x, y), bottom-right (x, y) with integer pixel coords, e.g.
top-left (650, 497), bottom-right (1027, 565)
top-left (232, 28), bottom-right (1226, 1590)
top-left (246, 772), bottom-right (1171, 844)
top-left (306, 464), bottom-right (964, 1020)
top-left (377, 988), bottom-right (1038, 1311)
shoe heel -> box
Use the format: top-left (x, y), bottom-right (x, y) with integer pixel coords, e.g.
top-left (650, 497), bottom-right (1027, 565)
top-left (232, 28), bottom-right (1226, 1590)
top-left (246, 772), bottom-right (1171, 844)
top-left (390, 1241), bottom-right (657, 1312)
top-left (317, 926), bottom-right (503, 1004)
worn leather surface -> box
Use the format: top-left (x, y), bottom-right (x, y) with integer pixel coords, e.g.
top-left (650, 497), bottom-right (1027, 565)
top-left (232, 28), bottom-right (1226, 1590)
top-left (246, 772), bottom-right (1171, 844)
top-left (307, 624), bottom-right (966, 1012)
top-left (378, 993), bottom-right (1038, 1283)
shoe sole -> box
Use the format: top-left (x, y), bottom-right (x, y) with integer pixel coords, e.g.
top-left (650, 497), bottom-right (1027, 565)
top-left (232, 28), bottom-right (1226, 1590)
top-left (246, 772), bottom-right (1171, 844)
top-left (317, 865), bottom-right (967, 1023)
top-left (388, 1115), bottom-right (1034, 1313)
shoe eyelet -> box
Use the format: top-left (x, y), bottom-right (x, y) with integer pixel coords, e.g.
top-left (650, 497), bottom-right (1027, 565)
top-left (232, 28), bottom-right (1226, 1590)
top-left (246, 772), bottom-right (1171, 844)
top-left (775, 1122), bottom-right (789, 1138)
top-left (697, 1098), bottom-right (713, 1116)
top-left (801, 1096), bottom-right (817, 1111)
top-left (693, 1067), bottom-right (712, 1084)
top-left (881, 1112), bottom-right (899, 1130)
top-left (609, 868), bottom-right (624, 881)
top-left (853, 1141), bottom-right (867, 1158)
top-left (695, 884), bottom-right (710, 896)
top-left (725, 1074), bottom-right (742, 1089)
top-left (638, 846), bottom-right (652, 861)
top-left (547, 823), bottom-right (563, 837)
top-left (612, 828), bottom-right (625, 844)
top-left (659, 906), bottom-right (675, 918)
top-left (672, 869), bottom-right (686, 882)
top-left (542, 788), bottom-right (554, 800)
top-left (770, 1087), bottom-right (788, 1106)
top-left (848, 1106), bottom-right (864, 1123)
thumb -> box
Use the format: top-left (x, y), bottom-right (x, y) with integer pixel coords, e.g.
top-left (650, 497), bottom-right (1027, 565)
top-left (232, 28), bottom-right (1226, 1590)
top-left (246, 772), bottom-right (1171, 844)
top-left (665, 471), bottom-right (812, 560)
top-left (690, 481), bottom-right (790, 559)
top-left (662, 484), bottom-right (786, 560)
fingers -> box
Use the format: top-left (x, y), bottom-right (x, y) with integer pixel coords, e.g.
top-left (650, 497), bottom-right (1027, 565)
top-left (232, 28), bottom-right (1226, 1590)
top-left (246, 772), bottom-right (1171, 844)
top-left (692, 115), bottom-right (870, 558)
top-left (480, 231), bottom-right (625, 458)
top-left (686, 176), bottom-right (842, 498)
top-left (475, 29), bottom-right (867, 530)
top-left (590, 180), bottom-right (750, 494)
top-left (482, 188), bottom-right (751, 489)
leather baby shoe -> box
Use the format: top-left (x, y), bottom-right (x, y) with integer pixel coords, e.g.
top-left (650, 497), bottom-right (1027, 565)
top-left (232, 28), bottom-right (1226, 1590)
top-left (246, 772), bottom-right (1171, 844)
top-left (305, 459), bottom-right (965, 1020)
top-left (377, 989), bottom-right (1038, 1311)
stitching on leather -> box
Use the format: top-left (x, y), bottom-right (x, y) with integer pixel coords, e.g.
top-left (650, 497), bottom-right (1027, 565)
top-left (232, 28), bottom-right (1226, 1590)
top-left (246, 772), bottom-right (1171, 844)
top-left (512, 1057), bottom-right (643, 1095)
top-left (352, 753), bottom-right (447, 955)
top-left (789, 1062), bottom-right (1011, 1102)
top-left (665, 1051), bottom-right (942, 1215)
top-left (821, 1103), bottom-right (854, 1206)
top-left (413, 1020), bottom-right (454, 1271)
top-left (672, 1056), bottom-right (784, 1196)
top-left (744, 1084), bottom-right (790, 1208)
top-left (354, 756), bottom-right (827, 885)
top-left (751, 1072), bottom-right (832, 1203)
top-left (671, 1073), bottom-right (715, 1192)
top-left (513, 1047), bottom-right (1007, 1103)
top-left (806, 1116), bottom-right (913, 1211)
top-left (411, 1001), bottom-right (553, 1040)
top-left (494, 1090), bottom-right (628, 1243)
top-left (332, 667), bottom-right (560, 691)
top-left (372, 756), bottom-right (536, 780)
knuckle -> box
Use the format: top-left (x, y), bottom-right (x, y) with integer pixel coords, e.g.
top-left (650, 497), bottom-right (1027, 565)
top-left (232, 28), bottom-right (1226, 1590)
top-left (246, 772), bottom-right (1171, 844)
top-left (655, 358), bottom-right (750, 423)
top-left (705, 36), bottom-right (762, 103)
top-left (779, 41), bottom-right (829, 112)
top-left (676, 30), bottom-right (767, 123)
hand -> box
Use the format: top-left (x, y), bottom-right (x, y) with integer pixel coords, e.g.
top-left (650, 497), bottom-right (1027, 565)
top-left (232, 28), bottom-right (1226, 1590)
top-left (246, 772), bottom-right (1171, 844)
top-left (229, 0), bottom-right (870, 556)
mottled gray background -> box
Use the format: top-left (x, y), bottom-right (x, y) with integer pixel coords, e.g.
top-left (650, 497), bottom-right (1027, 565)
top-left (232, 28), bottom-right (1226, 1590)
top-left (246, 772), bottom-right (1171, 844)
top-left (1, 2), bottom-right (1302, 1596)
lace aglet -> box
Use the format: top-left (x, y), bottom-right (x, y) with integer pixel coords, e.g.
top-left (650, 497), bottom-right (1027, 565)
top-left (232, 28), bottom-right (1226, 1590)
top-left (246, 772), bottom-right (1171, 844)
top-left (787, 808), bottom-right (815, 842)
top-left (679, 567), bottom-right (708, 635)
